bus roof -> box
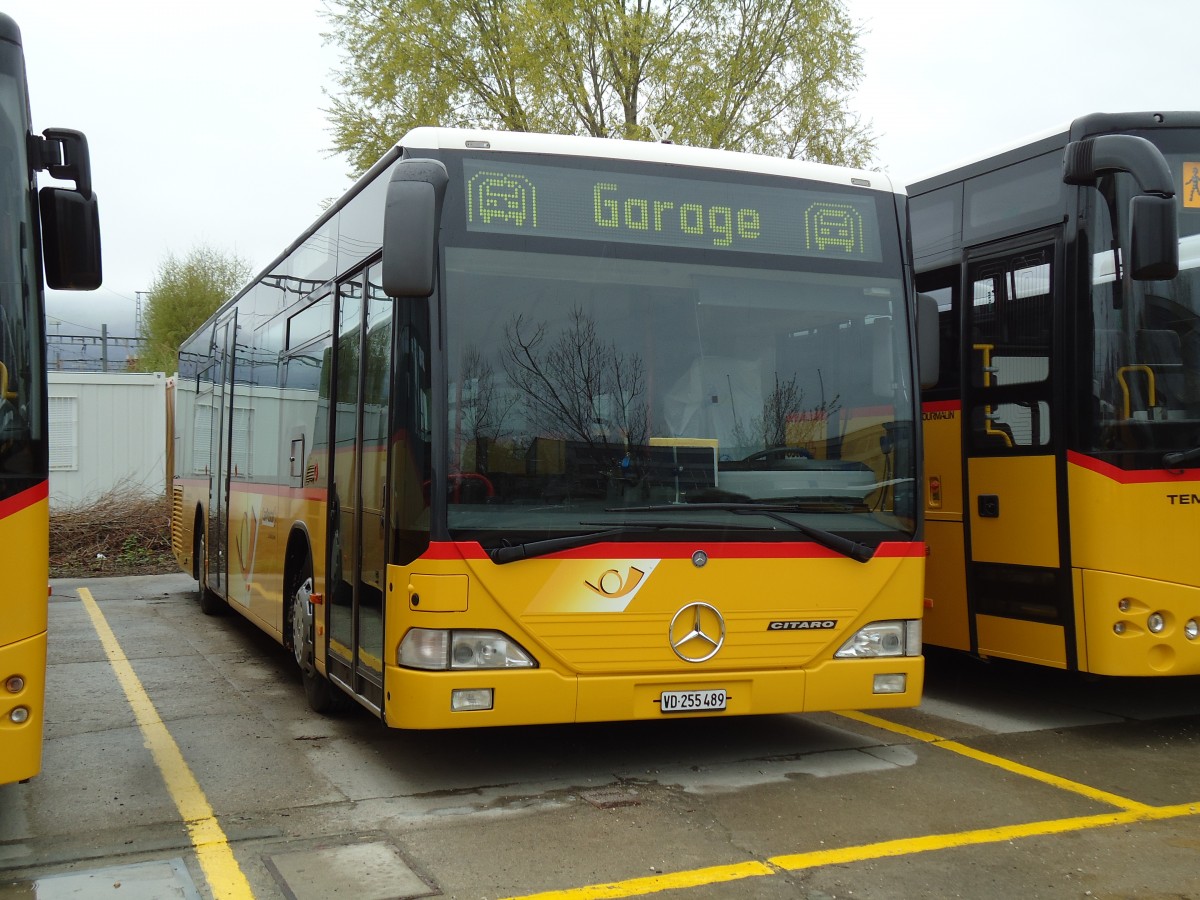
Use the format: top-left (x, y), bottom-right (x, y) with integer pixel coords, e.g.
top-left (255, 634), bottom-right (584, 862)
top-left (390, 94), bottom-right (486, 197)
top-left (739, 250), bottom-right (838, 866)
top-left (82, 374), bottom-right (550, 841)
top-left (0, 14), bottom-right (21, 48)
top-left (393, 127), bottom-right (899, 194)
top-left (909, 111), bottom-right (1200, 197)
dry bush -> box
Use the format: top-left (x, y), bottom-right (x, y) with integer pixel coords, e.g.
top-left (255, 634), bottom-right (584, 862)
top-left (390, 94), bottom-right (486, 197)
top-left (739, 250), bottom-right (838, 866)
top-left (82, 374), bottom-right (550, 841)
top-left (50, 487), bottom-right (177, 578)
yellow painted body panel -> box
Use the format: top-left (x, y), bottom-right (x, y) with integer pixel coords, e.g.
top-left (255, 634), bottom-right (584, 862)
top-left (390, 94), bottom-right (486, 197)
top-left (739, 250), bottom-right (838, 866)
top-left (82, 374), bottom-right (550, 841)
top-left (0, 488), bottom-right (49, 784)
top-left (1067, 463), bottom-right (1200, 587)
top-left (381, 548), bottom-right (924, 728)
top-left (1069, 460), bottom-right (1200, 675)
top-left (921, 406), bottom-right (964, 518)
top-left (921, 406), bottom-right (970, 651)
top-left (1079, 564), bottom-right (1200, 676)
top-left (975, 615), bottom-right (1067, 668)
top-left (967, 455), bottom-right (1059, 568)
top-left (923, 520), bottom-right (970, 651)
top-left (0, 633), bottom-right (46, 784)
top-left (173, 479), bottom-right (329, 641)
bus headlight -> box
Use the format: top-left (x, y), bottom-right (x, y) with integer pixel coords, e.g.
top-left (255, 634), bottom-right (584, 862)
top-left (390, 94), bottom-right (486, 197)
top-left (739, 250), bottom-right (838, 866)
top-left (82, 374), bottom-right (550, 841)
top-left (835, 620), bottom-right (922, 659)
top-left (1186, 619), bottom-right (1199, 641)
top-left (398, 628), bottom-right (536, 670)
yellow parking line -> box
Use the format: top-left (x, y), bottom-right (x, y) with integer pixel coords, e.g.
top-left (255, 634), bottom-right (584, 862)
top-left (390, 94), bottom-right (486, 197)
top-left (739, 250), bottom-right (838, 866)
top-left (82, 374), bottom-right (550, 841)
top-left (78, 588), bottom-right (254, 900)
top-left (501, 802), bottom-right (1200, 900)
top-left (769, 801), bottom-right (1199, 871)
top-left (836, 709), bottom-right (1153, 812)
top-left (500, 860), bottom-right (775, 900)
top-left (501, 708), bottom-right (1190, 900)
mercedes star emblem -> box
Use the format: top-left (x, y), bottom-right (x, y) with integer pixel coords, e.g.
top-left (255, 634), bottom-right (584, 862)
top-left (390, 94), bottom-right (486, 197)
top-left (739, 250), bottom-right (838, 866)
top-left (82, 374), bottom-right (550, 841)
top-left (669, 602), bottom-right (726, 663)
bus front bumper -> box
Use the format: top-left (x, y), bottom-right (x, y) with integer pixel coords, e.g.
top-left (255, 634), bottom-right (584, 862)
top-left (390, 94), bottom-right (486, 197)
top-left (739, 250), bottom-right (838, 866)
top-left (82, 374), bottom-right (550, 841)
top-left (381, 656), bottom-right (923, 729)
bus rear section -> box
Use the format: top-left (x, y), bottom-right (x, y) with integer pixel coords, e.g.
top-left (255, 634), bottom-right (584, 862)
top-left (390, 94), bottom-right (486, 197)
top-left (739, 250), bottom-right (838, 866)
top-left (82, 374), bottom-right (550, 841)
top-left (173, 128), bottom-right (928, 726)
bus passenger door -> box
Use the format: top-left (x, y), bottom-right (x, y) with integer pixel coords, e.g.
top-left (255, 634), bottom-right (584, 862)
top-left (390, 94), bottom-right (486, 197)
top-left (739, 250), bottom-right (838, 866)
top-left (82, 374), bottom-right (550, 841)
top-left (207, 315), bottom-right (236, 597)
top-left (962, 237), bottom-right (1073, 668)
top-left (327, 262), bottom-right (390, 711)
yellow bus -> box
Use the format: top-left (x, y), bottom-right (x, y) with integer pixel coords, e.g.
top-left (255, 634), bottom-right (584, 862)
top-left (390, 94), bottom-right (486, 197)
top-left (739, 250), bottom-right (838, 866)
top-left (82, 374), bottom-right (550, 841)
top-left (171, 128), bottom-right (933, 727)
top-left (911, 111), bottom-right (1199, 675)
top-left (0, 12), bottom-right (102, 784)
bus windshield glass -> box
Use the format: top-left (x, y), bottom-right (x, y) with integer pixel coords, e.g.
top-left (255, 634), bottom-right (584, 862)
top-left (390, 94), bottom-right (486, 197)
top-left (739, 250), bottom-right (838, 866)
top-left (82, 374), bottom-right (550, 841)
top-left (0, 35), bottom-right (41, 491)
top-left (1085, 129), bottom-right (1200, 464)
top-left (439, 153), bottom-right (914, 547)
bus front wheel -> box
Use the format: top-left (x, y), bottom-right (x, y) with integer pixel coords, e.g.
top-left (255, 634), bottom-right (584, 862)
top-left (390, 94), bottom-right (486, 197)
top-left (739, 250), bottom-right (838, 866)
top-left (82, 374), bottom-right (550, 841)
top-left (289, 553), bottom-right (341, 715)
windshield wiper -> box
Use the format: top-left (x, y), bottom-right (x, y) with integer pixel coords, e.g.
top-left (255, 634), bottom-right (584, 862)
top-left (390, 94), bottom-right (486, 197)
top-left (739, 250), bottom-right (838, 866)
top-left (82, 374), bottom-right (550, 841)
top-left (1163, 446), bottom-right (1200, 469)
top-left (489, 527), bottom-right (654, 564)
top-left (617, 503), bottom-right (875, 563)
top-left (488, 519), bottom-right (767, 564)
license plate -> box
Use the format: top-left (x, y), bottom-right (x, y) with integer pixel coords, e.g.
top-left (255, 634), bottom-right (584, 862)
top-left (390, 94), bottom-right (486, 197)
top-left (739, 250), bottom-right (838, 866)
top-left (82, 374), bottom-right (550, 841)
top-left (659, 689), bottom-right (727, 713)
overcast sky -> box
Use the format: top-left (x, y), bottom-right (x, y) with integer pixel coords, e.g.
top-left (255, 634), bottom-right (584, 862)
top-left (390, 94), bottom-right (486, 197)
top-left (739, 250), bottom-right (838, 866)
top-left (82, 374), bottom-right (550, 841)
top-left (13, 0), bottom-right (1196, 337)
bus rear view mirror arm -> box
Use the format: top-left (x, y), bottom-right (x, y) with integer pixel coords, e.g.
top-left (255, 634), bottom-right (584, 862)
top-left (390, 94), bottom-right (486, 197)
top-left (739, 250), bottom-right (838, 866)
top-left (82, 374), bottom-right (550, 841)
top-left (1063, 134), bottom-right (1179, 281)
top-left (1063, 134), bottom-right (1173, 196)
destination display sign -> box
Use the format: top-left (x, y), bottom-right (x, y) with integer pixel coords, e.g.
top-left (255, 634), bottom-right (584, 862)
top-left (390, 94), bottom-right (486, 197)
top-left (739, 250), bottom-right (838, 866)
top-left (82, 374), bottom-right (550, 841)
top-left (462, 157), bottom-right (883, 262)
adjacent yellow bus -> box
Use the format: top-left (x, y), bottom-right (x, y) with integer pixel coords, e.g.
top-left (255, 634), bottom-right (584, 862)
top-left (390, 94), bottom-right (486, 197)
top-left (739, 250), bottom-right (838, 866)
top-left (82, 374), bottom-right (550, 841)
top-left (911, 111), bottom-right (1199, 675)
top-left (172, 128), bottom-right (931, 727)
top-left (0, 12), bottom-right (101, 784)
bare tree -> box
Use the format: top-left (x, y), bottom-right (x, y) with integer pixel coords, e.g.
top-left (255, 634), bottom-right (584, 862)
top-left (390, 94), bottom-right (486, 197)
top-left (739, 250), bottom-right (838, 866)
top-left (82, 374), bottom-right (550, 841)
top-left (734, 371), bottom-right (840, 454)
top-left (502, 307), bottom-right (647, 459)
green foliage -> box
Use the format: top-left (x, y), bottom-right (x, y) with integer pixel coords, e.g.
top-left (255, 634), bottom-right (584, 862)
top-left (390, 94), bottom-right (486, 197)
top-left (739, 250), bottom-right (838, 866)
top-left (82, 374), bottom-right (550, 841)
top-left (117, 533), bottom-right (156, 566)
top-left (323, 0), bottom-right (875, 178)
top-left (133, 245), bottom-right (251, 374)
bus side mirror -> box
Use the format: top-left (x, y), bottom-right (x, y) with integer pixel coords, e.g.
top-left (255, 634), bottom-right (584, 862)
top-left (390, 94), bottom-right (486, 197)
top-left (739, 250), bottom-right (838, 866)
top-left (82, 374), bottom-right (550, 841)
top-left (1129, 194), bottom-right (1179, 281)
top-left (382, 158), bottom-right (449, 298)
top-left (39, 187), bottom-right (102, 290)
top-left (917, 292), bottom-right (940, 389)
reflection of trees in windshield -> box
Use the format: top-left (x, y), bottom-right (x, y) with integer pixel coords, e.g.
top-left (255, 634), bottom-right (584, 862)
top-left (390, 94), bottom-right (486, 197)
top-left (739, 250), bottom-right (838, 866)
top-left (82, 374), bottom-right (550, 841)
top-left (731, 370), bottom-right (840, 456)
top-left (502, 306), bottom-right (647, 459)
top-left (443, 249), bottom-right (911, 521)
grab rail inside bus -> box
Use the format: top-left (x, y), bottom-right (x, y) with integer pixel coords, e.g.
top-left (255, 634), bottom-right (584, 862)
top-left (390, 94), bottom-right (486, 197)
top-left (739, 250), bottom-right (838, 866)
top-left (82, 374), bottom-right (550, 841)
top-left (1117, 364), bottom-right (1157, 420)
top-left (0, 361), bottom-right (14, 401)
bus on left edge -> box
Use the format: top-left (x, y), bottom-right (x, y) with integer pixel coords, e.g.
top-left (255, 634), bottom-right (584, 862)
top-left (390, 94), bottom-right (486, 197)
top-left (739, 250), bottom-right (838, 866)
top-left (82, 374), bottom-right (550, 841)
top-left (0, 11), bottom-right (101, 786)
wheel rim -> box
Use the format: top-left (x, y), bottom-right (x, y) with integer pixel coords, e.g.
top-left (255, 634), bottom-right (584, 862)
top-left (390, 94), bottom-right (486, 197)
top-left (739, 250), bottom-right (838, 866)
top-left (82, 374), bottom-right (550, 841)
top-left (292, 575), bottom-right (313, 671)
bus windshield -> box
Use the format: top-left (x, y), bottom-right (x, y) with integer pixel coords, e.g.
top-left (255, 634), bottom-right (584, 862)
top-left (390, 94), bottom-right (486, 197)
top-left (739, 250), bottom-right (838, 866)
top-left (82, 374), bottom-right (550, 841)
top-left (439, 155), bottom-right (915, 547)
top-left (1085, 129), bottom-right (1200, 464)
top-left (0, 33), bottom-right (42, 491)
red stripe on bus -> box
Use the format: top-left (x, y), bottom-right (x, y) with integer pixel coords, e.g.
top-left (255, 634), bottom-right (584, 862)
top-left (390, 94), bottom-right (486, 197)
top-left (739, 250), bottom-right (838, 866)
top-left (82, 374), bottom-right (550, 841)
top-left (1067, 450), bottom-right (1200, 484)
top-left (421, 540), bottom-right (924, 562)
top-left (921, 400), bottom-right (961, 414)
top-left (0, 480), bottom-right (48, 520)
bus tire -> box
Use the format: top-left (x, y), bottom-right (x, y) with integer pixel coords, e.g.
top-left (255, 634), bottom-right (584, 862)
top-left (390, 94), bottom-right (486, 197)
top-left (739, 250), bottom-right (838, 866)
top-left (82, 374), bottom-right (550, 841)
top-left (288, 550), bottom-right (342, 715)
top-left (195, 521), bottom-right (226, 616)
